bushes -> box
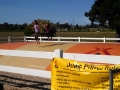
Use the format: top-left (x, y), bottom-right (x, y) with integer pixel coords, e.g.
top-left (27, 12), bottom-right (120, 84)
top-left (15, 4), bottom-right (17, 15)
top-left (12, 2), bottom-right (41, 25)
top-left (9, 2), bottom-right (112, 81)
top-left (24, 24), bottom-right (34, 36)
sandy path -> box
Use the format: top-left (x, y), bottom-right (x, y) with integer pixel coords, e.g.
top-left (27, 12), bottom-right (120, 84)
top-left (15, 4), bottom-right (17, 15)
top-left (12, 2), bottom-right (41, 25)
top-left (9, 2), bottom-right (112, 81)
top-left (0, 42), bottom-right (77, 70)
top-left (0, 42), bottom-right (77, 90)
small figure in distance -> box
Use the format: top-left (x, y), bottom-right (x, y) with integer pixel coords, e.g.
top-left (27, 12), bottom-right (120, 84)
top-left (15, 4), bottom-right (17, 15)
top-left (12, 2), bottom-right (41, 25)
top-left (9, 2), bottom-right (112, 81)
top-left (33, 20), bottom-right (40, 45)
top-left (42, 23), bottom-right (53, 41)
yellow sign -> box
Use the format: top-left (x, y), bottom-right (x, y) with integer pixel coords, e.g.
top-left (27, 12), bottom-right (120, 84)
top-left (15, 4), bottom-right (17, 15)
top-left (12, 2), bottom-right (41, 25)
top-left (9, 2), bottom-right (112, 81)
top-left (51, 57), bottom-right (120, 90)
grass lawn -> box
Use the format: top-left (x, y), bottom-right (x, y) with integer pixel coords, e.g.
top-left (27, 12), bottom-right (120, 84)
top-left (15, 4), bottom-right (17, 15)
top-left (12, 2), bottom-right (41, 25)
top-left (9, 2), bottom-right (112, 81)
top-left (56, 32), bottom-right (116, 42)
top-left (0, 32), bottom-right (116, 38)
top-left (56, 32), bottom-right (116, 38)
top-left (0, 32), bottom-right (24, 38)
top-left (0, 32), bottom-right (116, 43)
top-left (0, 32), bottom-right (24, 43)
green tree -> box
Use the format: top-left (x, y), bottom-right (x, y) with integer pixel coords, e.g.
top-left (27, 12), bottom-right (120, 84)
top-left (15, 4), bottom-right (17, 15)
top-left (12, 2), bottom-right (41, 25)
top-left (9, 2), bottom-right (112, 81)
top-left (24, 19), bottom-right (57, 37)
top-left (85, 0), bottom-right (120, 41)
top-left (74, 24), bottom-right (79, 32)
top-left (24, 24), bottom-right (34, 36)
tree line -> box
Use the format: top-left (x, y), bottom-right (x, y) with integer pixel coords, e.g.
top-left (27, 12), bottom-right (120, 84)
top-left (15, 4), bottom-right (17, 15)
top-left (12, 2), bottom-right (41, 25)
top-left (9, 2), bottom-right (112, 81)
top-left (0, 22), bottom-right (28, 32)
top-left (0, 20), bottom-right (112, 33)
top-left (24, 18), bottom-right (114, 36)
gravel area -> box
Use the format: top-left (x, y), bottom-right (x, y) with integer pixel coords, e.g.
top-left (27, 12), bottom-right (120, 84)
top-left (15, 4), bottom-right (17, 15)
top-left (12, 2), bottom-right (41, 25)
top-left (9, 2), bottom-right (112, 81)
top-left (0, 71), bottom-right (51, 90)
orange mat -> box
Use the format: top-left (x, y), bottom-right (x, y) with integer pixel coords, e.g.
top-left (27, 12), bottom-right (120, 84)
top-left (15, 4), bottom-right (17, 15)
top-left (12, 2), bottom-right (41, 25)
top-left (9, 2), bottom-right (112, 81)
top-left (0, 42), bottom-right (32, 57)
top-left (45, 43), bottom-right (120, 71)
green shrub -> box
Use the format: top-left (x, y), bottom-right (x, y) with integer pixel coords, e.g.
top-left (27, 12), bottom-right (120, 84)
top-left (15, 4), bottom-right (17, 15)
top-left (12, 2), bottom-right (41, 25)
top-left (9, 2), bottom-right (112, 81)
top-left (24, 24), bottom-right (34, 36)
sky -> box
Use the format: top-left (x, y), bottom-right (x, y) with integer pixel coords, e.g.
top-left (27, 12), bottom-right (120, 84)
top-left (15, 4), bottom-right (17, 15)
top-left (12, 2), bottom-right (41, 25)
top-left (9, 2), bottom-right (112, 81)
top-left (0, 0), bottom-right (94, 25)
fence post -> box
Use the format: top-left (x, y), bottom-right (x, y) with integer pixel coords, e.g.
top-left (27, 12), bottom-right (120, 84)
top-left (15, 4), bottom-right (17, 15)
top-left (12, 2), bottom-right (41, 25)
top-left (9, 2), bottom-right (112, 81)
top-left (103, 37), bottom-right (106, 43)
top-left (79, 37), bottom-right (81, 43)
top-left (58, 36), bottom-right (60, 42)
top-left (109, 69), bottom-right (113, 90)
top-left (24, 36), bottom-right (26, 42)
top-left (40, 36), bottom-right (42, 42)
top-left (8, 36), bottom-right (10, 43)
top-left (54, 49), bottom-right (63, 58)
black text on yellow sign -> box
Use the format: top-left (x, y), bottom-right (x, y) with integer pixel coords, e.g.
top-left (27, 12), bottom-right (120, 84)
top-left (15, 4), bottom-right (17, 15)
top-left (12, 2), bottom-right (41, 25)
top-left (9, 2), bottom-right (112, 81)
top-left (51, 57), bottom-right (120, 90)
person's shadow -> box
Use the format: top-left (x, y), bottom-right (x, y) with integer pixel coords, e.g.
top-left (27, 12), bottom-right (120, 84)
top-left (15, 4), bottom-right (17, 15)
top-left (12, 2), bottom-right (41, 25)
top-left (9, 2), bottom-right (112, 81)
top-left (39, 43), bottom-right (66, 48)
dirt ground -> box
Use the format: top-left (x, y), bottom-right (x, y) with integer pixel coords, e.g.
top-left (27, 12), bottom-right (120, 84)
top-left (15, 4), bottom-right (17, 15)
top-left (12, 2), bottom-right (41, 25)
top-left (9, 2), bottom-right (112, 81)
top-left (0, 42), bottom-right (120, 89)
